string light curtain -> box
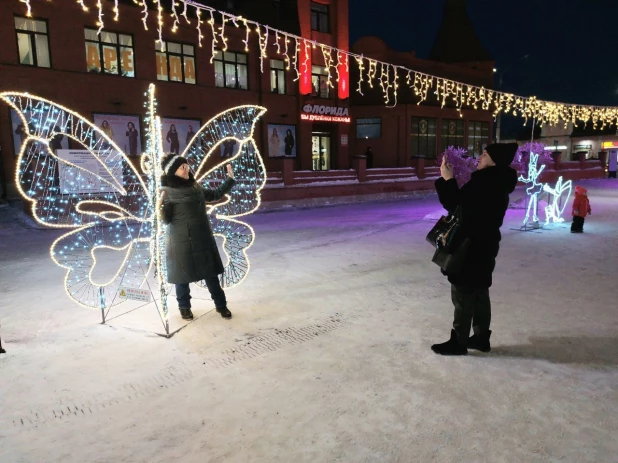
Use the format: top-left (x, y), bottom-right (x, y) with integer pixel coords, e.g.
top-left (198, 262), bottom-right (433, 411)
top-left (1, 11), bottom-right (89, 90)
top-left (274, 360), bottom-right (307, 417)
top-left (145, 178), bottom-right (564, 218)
top-left (14, 0), bottom-right (618, 129)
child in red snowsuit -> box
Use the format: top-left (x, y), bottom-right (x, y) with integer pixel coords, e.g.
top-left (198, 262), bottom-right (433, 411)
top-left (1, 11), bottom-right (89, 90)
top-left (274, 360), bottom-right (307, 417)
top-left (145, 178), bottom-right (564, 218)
top-left (571, 185), bottom-right (591, 233)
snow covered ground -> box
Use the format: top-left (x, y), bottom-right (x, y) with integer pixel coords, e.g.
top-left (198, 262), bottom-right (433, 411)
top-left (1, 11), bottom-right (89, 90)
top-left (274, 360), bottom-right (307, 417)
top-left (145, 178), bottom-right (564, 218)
top-left (1, 179), bottom-right (617, 462)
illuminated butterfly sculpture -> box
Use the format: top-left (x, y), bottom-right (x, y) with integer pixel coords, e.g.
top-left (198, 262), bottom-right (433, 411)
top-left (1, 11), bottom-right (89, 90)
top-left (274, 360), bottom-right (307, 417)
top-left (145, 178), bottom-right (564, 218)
top-left (1, 85), bottom-right (266, 333)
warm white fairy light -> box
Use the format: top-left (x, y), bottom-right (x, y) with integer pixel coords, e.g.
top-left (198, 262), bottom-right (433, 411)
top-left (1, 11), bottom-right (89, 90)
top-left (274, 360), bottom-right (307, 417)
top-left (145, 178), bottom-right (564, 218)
top-left (181, 0), bottom-right (190, 24)
top-left (208, 9), bottom-right (218, 62)
top-left (15, 0), bottom-right (618, 127)
top-left (257, 25), bottom-right (269, 73)
top-left (290, 38), bottom-right (300, 81)
top-left (96, 0), bottom-right (104, 33)
top-left (301, 39), bottom-right (311, 83)
top-left (219, 14), bottom-right (229, 51)
top-left (19, 0), bottom-right (32, 17)
top-left (356, 55), bottom-right (365, 95)
top-left (154, 0), bottom-right (164, 47)
top-left (77, 0), bottom-right (88, 12)
top-left (283, 36), bottom-right (291, 71)
top-left (141, 0), bottom-right (149, 30)
top-left (389, 64), bottom-right (399, 109)
top-left (196, 8), bottom-right (203, 47)
top-left (113, 0), bottom-right (119, 21)
top-left (275, 31), bottom-right (281, 55)
top-left (379, 63), bottom-right (390, 106)
top-left (242, 17), bottom-right (250, 52)
top-left (320, 45), bottom-right (335, 89)
top-left (170, 1), bottom-right (180, 32)
top-left (367, 59), bottom-right (377, 89)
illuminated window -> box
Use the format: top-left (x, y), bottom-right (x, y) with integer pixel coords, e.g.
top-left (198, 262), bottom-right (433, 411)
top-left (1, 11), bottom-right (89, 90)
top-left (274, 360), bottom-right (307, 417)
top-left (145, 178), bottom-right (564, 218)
top-left (356, 118), bottom-right (381, 139)
top-left (270, 59), bottom-right (286, 94)
top-left (85, 28), bottom-right (134, 77)
top-left (15, 16), bottom-right (50, 68)
top-left (441, 119), bottom-right (465, 151)
top-left (411, 117), bottom-right (437, 158)
top-left (311, 2), bottom-right (329, 33)
top-left (468, 121), bottom-right (490, 158)
top-left (156, 41), bottom-right (196, 84)
top-left (213, 50), bottom-right (248, 90)
top-left (311, 66), bottom-right (329, 98)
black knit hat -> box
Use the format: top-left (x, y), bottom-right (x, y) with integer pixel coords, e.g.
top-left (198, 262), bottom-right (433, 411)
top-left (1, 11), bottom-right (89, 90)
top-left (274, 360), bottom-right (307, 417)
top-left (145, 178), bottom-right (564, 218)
top-left (161, 154), bottom-right (188, 176)
top-left (485, 143), bottom-right (518, 167)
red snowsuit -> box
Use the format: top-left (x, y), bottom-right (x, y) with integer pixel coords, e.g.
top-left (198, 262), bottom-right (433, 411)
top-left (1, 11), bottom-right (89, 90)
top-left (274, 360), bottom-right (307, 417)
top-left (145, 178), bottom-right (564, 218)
top-left (572, 186), bottom-right (591, 218)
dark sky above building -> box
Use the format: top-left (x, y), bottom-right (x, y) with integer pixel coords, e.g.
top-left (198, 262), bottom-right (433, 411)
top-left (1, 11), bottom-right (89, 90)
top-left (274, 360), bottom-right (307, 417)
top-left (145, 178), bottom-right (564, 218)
top-left (350, 0), bottom-right (618, 109)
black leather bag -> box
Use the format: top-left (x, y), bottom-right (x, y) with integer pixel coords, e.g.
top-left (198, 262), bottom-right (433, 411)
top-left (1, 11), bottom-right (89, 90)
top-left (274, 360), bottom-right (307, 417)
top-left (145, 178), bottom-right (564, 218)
top-left (426, 207), bottom-right (471, 274)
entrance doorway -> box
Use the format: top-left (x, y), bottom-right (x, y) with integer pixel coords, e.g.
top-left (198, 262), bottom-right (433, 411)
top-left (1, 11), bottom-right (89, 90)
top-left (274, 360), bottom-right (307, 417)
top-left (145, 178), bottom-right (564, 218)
top-left (311, 132), bottom-right (331, 170)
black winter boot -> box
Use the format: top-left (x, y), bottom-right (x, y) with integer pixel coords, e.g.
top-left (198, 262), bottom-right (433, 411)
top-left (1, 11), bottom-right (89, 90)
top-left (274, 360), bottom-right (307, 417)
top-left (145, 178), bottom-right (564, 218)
top-left (216, 307), bottom-right (232, 319)
top-left (431, 330), bottom-right (468, 356)
top-left (468, 330), bottom-right (492, 352)
top-left (179, 308), bottom-right (194, 320)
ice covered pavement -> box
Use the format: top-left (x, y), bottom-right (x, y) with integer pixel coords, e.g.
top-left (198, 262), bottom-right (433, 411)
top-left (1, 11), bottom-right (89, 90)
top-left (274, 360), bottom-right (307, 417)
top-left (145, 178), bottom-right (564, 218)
top-left (1, 179), bottom-right (617, 462)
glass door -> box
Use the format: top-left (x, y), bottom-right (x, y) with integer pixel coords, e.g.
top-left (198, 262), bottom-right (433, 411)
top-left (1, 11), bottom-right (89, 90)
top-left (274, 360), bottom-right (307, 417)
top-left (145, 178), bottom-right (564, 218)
top-left (311, 133), bottom-right (331, 171)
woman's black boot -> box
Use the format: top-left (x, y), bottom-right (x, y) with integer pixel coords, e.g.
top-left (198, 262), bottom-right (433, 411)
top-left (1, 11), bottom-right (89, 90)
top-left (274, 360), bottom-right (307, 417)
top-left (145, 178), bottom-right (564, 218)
top-left (431, 330), bottom-right (468, 356)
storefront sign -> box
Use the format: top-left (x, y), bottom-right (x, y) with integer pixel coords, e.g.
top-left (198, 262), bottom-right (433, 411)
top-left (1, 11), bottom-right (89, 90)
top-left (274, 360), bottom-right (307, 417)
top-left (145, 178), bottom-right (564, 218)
top-left (602, 141), bottom-right (618, 149)
top-left (301, 104), bottom-right (350, 123)
top-left (574, 144), bottom-right (592, 150)
top-left (341, 134), bottom-right (348, 146)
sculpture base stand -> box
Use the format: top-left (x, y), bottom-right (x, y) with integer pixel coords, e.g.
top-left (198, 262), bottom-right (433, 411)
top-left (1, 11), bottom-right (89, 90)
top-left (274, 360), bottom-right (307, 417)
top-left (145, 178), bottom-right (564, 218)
top-left (101, 297), bottom-right (214, 338)
top-left (511, 221), bottom-right (544, 233)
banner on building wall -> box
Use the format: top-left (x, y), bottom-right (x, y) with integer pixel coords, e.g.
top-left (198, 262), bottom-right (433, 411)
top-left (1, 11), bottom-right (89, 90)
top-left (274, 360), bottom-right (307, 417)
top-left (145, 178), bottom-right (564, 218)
top-left (93, 113), bottom-right (142, 157)
top-left (56, 149), bottom-right (124, 194)
top-left (156, 49), bottom-right (196, 84)
top-left (267, 124), bottom-right (297, 158)
top-left (161, 117), bottom-right (201, 155)
top-left (299, 40), bottom-right (313, 95)
top-left (85, 38), bottom-right (135, 77)
top-left (9, 109), bottom-right (69, 156)
top-left (337, 52), bottom-right (349, 100)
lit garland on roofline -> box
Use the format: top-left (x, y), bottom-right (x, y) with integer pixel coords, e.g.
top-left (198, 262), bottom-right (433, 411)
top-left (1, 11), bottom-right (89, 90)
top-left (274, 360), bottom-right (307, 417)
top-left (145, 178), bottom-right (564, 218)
top-left (14, 0), bottom-right (618, 129)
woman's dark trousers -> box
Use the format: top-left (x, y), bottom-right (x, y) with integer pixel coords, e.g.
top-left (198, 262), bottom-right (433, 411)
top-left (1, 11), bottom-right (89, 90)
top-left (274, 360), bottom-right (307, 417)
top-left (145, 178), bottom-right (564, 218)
top-left (451, 285), bottom-right (491, 346)
top-left (176, 276), bottom-right (227, 310)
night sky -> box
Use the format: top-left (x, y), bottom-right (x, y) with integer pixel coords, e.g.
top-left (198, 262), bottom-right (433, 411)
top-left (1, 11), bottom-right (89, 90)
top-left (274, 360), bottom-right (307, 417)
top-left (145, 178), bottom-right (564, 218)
top-left (350, 0), bottom-right (618, 137)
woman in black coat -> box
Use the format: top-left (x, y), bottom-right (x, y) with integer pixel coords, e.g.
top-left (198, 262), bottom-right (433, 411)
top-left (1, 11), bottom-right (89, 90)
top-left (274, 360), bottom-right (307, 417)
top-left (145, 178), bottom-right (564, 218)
top-left (431, 143), bottom-right (518, 355)
top-left (157, 154), bottom-right (236, 320)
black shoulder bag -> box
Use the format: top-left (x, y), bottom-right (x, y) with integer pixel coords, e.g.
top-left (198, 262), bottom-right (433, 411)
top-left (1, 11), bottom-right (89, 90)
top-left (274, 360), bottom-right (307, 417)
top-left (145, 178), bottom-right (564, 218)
top-left (426, 206), bottom-right (471, 274)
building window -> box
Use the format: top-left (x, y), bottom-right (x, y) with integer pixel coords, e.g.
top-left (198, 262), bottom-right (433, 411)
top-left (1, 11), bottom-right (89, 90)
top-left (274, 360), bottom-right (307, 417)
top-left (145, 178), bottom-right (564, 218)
top-left (411, 117), bottom-right (437, 158)
top-left (270, 59), bottom-right (286, 94)
top-left (441, 119), bottom-right (465, 151)
top-left (311, 2), bottom-right (330, 33)
top-left (14, 16), bottom-right (50, 68)
top-left (214, 50), bottom-right (248, 90)
top-left (312, 66), bottom-right (329, 98)
top-left (85, 28), bottom-right (134, 77)
top-left (468, 121), bottom-right (490, 157)
top-left (356, 118), bottom-right (381, 139)
top-left (156, 41), bottom-right (196, 84)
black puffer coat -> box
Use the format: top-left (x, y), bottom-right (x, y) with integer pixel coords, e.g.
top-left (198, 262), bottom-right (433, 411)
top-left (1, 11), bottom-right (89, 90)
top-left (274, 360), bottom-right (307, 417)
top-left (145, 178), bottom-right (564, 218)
top-left (161, 177), bottom-right (236, 284)
top-left (435, 166), bottom-right (518, 288)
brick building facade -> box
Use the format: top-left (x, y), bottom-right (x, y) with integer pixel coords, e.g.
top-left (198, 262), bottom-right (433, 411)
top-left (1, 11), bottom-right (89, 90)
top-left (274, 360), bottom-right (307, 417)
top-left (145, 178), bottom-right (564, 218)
top-left (0, 0), bottom-right (603, 202)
